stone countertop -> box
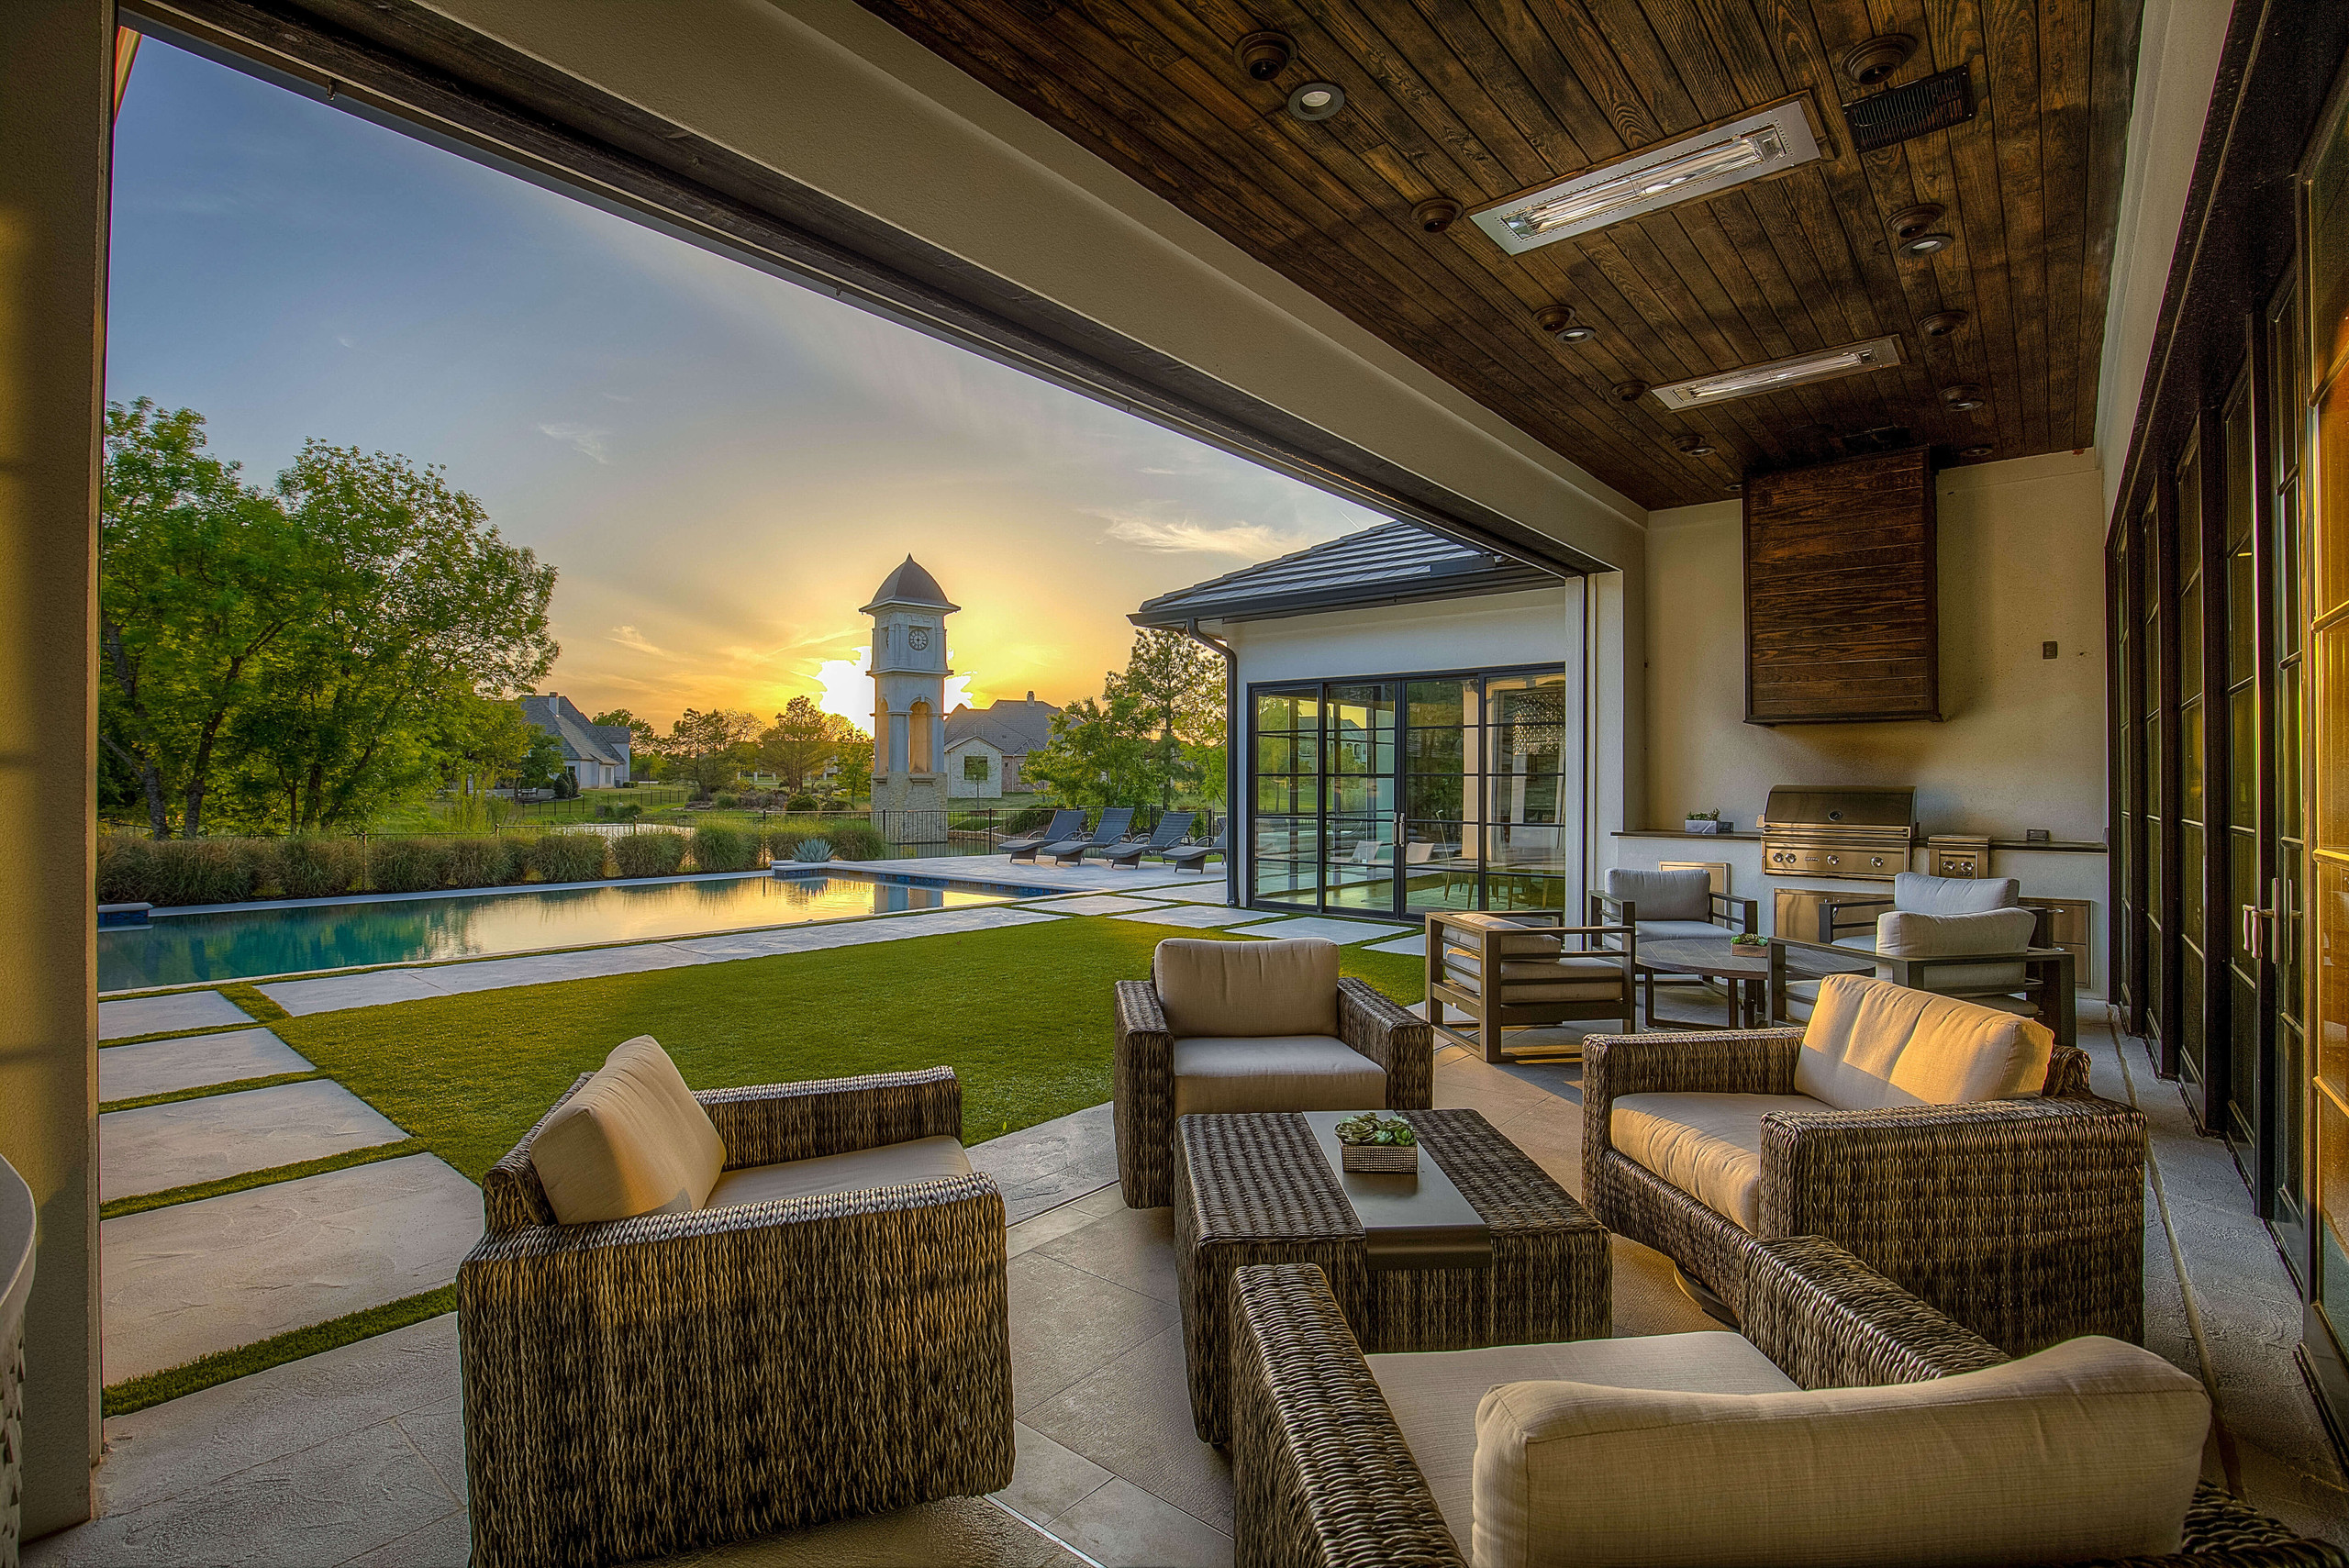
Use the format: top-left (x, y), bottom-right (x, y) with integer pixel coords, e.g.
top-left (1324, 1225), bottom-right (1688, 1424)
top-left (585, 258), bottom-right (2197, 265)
top-left (1613, 828), bottom-right (2107, 853)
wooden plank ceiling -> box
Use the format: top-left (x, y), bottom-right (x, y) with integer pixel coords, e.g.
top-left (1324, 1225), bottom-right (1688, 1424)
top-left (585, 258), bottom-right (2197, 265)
top-left (853, 0), bottom-right (2142, 510)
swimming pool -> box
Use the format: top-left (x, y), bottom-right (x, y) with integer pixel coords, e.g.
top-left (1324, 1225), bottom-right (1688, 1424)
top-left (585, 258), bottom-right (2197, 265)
top-left (98, 870), bottom-right (1028, 992)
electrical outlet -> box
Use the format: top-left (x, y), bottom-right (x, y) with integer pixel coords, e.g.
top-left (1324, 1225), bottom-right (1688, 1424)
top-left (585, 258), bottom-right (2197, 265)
top-left (2042, 640), bottom-right (2058, 660)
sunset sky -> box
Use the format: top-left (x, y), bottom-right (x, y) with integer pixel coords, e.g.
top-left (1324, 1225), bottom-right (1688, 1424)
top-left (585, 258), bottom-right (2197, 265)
top-left (106, 38), bottom-right (1386, 732)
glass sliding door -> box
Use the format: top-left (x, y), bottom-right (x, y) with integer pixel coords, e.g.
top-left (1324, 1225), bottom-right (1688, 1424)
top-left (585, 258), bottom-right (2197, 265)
top-left (2179, 433), bottom-right (2211, 1101)
top-left (1251, 687), bottom-right (1319, 906)
top-left (1247, 666), bottom-right (1572, 917)
top-left (1403, 680), bottom-right (1478, 912)
top-left (2270, 268), bottom-right (2312, 1271)
top-left (1484, 673), bottom-right (1572, 912)
top-left (1322, 683), bottom-right (1398, 913)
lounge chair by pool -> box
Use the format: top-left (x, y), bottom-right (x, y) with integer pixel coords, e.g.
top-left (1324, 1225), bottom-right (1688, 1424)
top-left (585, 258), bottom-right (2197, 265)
top-left (1044, 807), bottom-right (1136, 866)
top-left (1106, 811), bottom-right (1195, 868)
top-left (1161, 829), bottom-right (1227, 873)
top-left (1004, 808), bottom-right (1085, 864)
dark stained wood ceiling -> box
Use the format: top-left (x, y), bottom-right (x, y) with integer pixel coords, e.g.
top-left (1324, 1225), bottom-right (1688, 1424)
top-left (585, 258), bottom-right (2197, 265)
top-left (853, 0), bottom-right (2143, 509)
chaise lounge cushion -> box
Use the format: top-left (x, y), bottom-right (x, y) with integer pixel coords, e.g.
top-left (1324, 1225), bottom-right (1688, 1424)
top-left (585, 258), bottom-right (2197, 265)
top-left (705, 1135), bottom-right (971, 1209)
top-left (1438, 911), bottom-right (1566, 959)
top-left (1794, 974), bottom-right (2054, 1113)
top-left (1153, 937), bottom-right (1339, 1038)
top-left (1367, 1332), bottom-right (1797, 1551)
top-left (1875, 907), bottom-right (2039, 994)
top-left (529, 1035), bottom-right (727, 1225)
top-left (1172, 1036), bottom-right (1386, 1118)
top-left (1471, 1335), bottom-right (2209, 1568)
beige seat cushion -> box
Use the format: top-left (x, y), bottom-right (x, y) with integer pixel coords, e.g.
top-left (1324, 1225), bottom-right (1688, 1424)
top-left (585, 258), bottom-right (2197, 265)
top-left (1609, 1093), bottom-right (1827, 1231)
top-left (1153, 937), bottom-right (1339, 1038)
top-left (1876, 907), bottom-right (2039, 993)
top-left (1442, 952), bottom-right (1625, 1002)
top-left (1795, 974), bottom-right (2054, 1113)
top-left (1369, 1333), bottom-right (1795, 1550)
top-left (1606, 867), bottom-right (1711, 922)
top-left (530, 1036), bottom-right (727, 1225)
top-left (1892, 870), bottom-right (2022, 914)
top-left (705, 1134), bottom-right (970, 1209)
top-left (1172, 1035), bottom-right (1385, 1118)
top-left (1473, 1335), bottom-right (2209, 1568)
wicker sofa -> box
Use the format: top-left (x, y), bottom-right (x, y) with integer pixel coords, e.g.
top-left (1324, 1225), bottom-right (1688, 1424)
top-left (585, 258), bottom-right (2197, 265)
top-left (459, 1063), bottom-right (1014, 1568)
top-left (1114, 937), bottom-right (1431, 1207)
top-left (1230, 1240), bottom-right (2346, 1568)
top-left (1583, 975), bottom-right (2144, 1354)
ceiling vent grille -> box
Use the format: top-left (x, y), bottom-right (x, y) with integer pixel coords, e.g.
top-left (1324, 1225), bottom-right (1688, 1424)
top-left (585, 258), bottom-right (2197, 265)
top-left (1842, 66), bottom-right (1976, 153)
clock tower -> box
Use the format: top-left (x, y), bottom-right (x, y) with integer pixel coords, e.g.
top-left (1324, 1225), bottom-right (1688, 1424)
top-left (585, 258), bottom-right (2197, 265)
top-left (862, 556), bottom-right (959, 824)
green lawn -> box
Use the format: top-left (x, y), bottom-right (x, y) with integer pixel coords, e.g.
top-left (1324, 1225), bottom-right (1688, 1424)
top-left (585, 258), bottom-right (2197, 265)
top-left (274, 916), bottom-right (1425, 1182)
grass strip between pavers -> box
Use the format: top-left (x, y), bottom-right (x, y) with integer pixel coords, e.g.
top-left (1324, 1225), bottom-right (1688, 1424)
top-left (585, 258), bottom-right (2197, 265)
top-left (100, 1070), bottom-right (326, 1115)
top-left (99, 1138), bottom-right (428, 1221)
top-left (102, 1284), bottom-right (458, 1418)
top-left (217, 981), bottom-right (291, 1022)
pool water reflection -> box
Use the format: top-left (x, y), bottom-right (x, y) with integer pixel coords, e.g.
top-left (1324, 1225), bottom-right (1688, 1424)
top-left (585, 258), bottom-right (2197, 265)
top-left (100, 872), bottom-right (1009, 991)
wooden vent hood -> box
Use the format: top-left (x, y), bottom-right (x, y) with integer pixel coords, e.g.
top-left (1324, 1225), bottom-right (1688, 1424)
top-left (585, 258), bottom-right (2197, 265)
top-left (1742, 447), bottom-right (1937, 725)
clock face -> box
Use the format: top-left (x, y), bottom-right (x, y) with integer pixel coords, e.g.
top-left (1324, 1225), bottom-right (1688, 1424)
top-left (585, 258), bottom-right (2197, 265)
top-left (907, 627), bottom-right (930, 651)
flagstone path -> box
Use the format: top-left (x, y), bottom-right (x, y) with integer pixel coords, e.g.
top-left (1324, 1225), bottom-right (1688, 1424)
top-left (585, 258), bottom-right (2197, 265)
top-left (98, 989), bottom-right (252, 1042)
top-left (100, 1082), bottom-right (408, 1204)
top-left (97, 1028), bottom-right (311, 1103)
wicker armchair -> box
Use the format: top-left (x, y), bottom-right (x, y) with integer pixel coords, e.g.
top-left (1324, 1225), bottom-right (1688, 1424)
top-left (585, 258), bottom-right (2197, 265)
top-left (460, 1065), bottom-right (1014, 1568)
top-left (1230, 1242), bottom-right (2346, 1568)
top-left (1582, 1016), bottom-right (2145, 1355)
top-left (1115, 944), bottom-right (1431, 1208)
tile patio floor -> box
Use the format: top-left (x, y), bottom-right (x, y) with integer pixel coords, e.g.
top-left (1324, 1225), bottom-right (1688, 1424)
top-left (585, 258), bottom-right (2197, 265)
top-left (32, 1005), bottom-right (2345, 1566)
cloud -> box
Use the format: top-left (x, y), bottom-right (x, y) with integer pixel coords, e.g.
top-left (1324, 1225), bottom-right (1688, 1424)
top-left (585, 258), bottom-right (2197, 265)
top-left (607, 624), bottom-right (664, 655)
top-left (1100, 514), bottom-right (1301, 558)
top-left (537, 421), bottom-right (610, 463)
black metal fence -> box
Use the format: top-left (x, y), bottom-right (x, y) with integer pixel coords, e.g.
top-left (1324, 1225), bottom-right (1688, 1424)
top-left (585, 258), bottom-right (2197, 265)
top-left (871, 805), bottom-right (1220, 853)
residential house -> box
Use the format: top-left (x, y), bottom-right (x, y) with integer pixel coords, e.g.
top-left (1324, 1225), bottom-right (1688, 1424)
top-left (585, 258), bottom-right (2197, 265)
top-left (942, 692), bottom-right (1057, 799)
top-left (519, 694), bottom-right (633, 791)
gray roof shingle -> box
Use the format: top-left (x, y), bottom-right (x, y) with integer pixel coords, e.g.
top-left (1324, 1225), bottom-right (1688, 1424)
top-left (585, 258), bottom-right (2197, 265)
top-left (1130, 521), bottom-right (1567, 627)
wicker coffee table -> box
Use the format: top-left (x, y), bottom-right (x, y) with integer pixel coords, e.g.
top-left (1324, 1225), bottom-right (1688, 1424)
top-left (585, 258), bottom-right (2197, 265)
top-left (1174, 1107), bottom-right (1608, 1444)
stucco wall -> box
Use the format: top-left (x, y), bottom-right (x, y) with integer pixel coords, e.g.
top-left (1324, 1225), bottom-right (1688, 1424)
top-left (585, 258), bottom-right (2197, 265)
top-left (1641, 450), bottom-right (2108, 842)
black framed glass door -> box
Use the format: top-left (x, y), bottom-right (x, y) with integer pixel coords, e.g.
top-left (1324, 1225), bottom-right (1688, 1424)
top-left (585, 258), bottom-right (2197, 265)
top-left (1249, 666), bottom-right (1572, 917)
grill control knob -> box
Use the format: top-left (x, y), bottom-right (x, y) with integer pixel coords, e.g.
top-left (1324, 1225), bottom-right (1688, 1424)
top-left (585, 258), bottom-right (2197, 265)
top-left (1826, 855), bottom-right (1839, 867)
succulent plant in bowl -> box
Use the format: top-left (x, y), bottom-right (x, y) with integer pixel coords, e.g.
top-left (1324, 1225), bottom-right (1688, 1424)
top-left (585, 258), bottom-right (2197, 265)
top-left (1334, 1112), bottom-right (1419, 1172)
top-left (1334, 1111), bottom-right (1416, 1146)
top-left (1730, 932), bottom-right (1765, 949)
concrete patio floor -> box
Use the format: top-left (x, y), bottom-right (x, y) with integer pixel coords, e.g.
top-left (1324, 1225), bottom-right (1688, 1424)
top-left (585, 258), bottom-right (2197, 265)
top-left (30, 1005), bottom-right (2344, 1566)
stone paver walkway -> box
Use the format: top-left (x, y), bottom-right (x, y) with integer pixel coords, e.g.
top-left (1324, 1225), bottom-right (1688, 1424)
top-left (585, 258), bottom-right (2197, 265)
top-left (99, 1081), bottom-right (406, 1203)
top-left (1109, 906), bottom-right (1266, 929)
top-left (100, 1153), bottom-right (483, 1384)
top-left (258, 904), bottom-right (1064, 1018)
top-left (876, 853), bottom-right (1202, 896)
top-left (1223, 915), bottom-right (1411, 944)
top-left (97, 1028), bottom-right (311, 1104)
top-left (1034, 895), bottom-right (1171, 917)
top-left (1365, 930), bottom-right (1427, 956)
top-left (98, 990), bottom-right (252, 1042)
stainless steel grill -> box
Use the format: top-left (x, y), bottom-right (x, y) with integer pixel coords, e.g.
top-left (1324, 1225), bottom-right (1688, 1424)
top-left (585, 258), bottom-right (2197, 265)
top-left (1760, 784), bottom-right (1916, 882)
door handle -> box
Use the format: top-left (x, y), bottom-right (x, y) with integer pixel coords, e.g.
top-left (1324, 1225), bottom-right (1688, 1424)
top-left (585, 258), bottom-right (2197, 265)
top-left (2242, 904), bottom-right (2277, 961)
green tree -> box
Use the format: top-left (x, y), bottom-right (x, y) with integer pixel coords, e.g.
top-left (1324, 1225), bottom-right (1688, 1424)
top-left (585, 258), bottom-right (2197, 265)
top-left (833, 746), bottom-right (873, 805)
top-left (654, 707), bottom-right (763, 795)
top-left (590, 707), bottom-right (658, 777)
top-left (223, 440), bottom-right (558, 830)
top-left (100, 400), bottom-right (323, 837)
top-left (1103, 628), bottom-right (1226, 809)
top-left (1023, 692), bottom-right (1156, 808)
top-left (759, 696), bottom-right (867, 793)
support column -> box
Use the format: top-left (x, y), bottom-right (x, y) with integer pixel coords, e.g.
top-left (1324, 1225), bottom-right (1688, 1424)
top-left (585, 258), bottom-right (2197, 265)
top-left (0, 0), bottom-right (106, 1537)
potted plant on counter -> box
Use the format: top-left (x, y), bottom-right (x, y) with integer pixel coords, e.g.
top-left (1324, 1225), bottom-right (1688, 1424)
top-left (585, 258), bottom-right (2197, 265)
top-left (1684, 808), bottom-right (1733, 835)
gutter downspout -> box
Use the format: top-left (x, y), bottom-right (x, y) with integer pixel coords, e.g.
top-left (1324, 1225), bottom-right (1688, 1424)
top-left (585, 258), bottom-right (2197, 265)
top-left (1183, 619), bottom-right (1241, 910)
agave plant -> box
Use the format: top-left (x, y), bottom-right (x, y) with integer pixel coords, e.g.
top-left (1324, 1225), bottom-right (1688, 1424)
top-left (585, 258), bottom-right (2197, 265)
top-left (792, 838), bottom-right (832, 863)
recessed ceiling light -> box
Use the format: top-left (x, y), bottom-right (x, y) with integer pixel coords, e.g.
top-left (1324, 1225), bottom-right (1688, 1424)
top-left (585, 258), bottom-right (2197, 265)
top-left (1942, 384), bottom-right (1987, 410)
top-left (1676, 435), bottom-right (1717, 457)
top-left (1613, 380), bottom-right (1650, 402)
top-left (1918, 309), bottom-right (1968, 337)
top-left (1726, 482), bottom-right (1744, 493)
top-left (1471, 99), bottom-right (1822, 254)
top-left (1534, 305), bottom-right (1576, 334)
top-left (1651, 336), bottom-right (1906, 410)
top-left (1557, 325), bottom-right (1597, 343)
top-left (1960, 444), bottom-right (1993, 458)
top-left (1888, 203), bottom-right (1945, 240)
top-left (1287, 82), bottom-right (1344, 121)
top-left (1898, 232), bottom-right (1955, 258)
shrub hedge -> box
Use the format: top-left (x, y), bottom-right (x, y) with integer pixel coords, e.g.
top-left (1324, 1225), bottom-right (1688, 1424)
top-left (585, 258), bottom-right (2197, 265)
top-left (689, 824), bottom-right (760, 873)
top-left (96, 815), bottom-right (896, 906)
top-left (611, 831), bottom-right (688, 878)
top-left (532, 831), bottom-right (609, 884)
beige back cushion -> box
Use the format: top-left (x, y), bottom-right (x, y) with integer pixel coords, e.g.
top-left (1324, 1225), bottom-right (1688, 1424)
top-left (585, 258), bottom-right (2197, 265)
top-left (1794, 974), bottom-right (2054, 1112)
top-left (530, 1035), bottom-right (727, 1225)
top-left (1876, 907), bottom-right (2039, 992)
top-left (1153, 938), bottom-right (1339, 1038)
top-left (1473, 1336), bottom-right (2209, 1568)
